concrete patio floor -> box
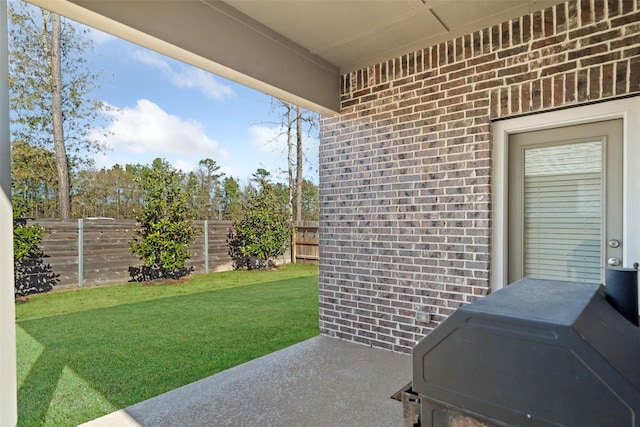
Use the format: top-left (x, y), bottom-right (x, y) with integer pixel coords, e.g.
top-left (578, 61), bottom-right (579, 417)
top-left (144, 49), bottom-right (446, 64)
top-left (80, 335), bottom-right (411, 427)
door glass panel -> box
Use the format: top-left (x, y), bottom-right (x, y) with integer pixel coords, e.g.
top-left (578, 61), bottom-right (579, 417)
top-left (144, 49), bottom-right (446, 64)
top-left (523, 141), bottom-right (602, 283)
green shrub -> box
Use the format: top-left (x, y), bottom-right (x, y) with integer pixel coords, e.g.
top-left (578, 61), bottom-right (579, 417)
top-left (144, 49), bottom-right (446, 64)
top-left (13, 194), bottom-right (57, 297)
top-left (229, 182), bottom-right (290, 269)
top-left (129, 159), bottom-right (197, 280)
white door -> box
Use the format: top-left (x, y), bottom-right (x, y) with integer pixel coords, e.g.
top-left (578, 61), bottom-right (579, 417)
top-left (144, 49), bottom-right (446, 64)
top-left (508, 119), bottom-right (623, 284)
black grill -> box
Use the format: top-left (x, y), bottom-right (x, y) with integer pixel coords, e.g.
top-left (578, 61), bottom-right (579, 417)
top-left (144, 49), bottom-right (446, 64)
top-left (409, 274), bottom-right (640, 427)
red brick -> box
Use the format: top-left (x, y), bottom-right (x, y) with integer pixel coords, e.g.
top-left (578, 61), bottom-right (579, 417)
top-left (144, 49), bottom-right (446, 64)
top-left (510, 86), bottom-right (520, 114)
top-left (581, 29), bottom-right (621, 47)
top-left (580, 51), bottom-right (622, 67)
top-left (602, 63), bottom-right (615, 96)
top-left (541, 60), bottom-right (578, 76)
top-left (501, 22), bottom-right (511, 48)
top-left (542, 77), bottom-right (553, 108)
top-left (565, 72), bottom-right (576, 102)
top-left (630, 57), bottom-right (640, 92)
top-left (556, 3), bottom-right (568, 31)
top-left (577, 68), bottom-right (589, 101)
top-left (581, 0), bottom-right (593, 26)
top-left (491, 25), bottom-right (500, 51)
top-left (608, 0), bottom-right (620, 18)
top-left (531, 33), bottom-right (567, 49)
top-left (568, 0), bottom-right (580, 30)
top-left (589, 66), bottom-right (601, 98)
top-left (594, 1), bottom-right (606, 22)
top-left (567, 42), bottom-right (607, 62)
top-left (616, 60), bottom-right (628, 94)
top-left (447, 40), bottom-right (455, 64)
top-left (431, 44), bottom-right (439, 68)
top-left (512, 19), bottom-right (521, 45)
top-left (532, 10), bottom-right (544, 38)
top-left (544, 8), bottom-right (555, 37)
top-left (500, 87), bottom-right (510, 116)
top-left (611, 11), bottom-right (640, 27)
top-left (611, 34), bottom-right (640, 50)
top-left (531, 79), bottom-right (542, 110)
top-left (569, 22), bottom-right (609, 39)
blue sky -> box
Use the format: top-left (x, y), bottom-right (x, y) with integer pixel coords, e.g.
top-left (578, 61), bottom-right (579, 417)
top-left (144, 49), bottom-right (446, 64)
top-left (81, 24), bottom-right (319, 185)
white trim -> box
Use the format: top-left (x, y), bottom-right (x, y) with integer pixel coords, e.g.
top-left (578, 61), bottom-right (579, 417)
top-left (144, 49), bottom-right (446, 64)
top-left (491, 97), bottom-right (640, 291)
top-left (0, 0), bottom-right (17, 423)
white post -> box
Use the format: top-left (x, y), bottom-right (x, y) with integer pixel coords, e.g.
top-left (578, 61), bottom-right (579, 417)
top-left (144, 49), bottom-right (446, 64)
top-left (0, 0), bottom-right (18, 423)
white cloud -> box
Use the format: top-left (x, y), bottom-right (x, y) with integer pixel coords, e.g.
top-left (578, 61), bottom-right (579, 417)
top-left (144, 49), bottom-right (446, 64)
top-left (174, 159), bottom-right (198, 173)
top-left (91, 99), bottom-right (230, 160)
top-left (132, 50), bottom-right (234, 101)
top-left (93, 152), bottom-right (113, 170)
top-left (249, 124), bottom-right (288, 157)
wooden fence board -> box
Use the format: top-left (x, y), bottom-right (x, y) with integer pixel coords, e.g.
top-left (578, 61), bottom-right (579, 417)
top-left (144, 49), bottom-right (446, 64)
top-left (16, 219), bottom-right (311, 291)
top-left (293, 221), bottom-right (319, 264)
top-left (18, 219), bottom-right (235, 290)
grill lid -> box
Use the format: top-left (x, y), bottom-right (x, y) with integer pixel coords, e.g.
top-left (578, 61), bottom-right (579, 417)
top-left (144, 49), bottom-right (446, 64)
top-left (412, 278), bottom-right (640, 426)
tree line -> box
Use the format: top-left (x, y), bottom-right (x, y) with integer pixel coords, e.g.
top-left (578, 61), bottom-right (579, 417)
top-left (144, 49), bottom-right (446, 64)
top-left (13, 153), bottom-right (319, 222)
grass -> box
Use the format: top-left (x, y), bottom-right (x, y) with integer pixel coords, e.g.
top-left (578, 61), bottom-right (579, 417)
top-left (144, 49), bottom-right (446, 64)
top-left (16, 264), bottom-right (319, 427)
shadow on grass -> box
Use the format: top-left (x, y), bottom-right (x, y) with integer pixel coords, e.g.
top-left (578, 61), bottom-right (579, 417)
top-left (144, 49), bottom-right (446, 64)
top-left (17, 276), bottom-right (319, 426)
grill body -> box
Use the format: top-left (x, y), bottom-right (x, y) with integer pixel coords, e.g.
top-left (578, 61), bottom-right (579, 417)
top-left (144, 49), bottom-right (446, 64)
top-left (411, 278), bottom-right (640, 427)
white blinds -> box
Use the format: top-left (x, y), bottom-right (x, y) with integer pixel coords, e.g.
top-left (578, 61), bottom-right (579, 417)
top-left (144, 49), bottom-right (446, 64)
top-left (523, 141), bottom-right (602, 283)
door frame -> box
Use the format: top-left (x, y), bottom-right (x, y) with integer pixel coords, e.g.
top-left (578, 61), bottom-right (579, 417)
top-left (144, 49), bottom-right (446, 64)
top-left (491, 96), bottom-right (640, 292)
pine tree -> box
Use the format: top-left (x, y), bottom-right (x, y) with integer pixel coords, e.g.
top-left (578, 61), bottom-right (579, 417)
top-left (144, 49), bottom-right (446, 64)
top-left (8, 2), bottom-right (109, 218)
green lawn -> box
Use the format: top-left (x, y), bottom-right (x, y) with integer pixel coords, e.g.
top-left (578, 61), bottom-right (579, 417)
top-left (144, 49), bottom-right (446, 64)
top-left (16, 264), bottom-right (319, 427)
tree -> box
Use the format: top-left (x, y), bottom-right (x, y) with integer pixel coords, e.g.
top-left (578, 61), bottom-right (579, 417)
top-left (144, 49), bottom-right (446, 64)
top-left (129, 158), bottom-right (196, 280)
top-left (72, 164), bottom-right (140, 218)
top-left (251, 168), bottom-right (272, 190)
top-left (295, 105), bottom-right (304, 222)
top-left (300, 179), bottom-right (319, 221)
top-left (228, 171), bottom-right (291, 269)
top-left (11, 140), bottom-right (58, 217)
top-left (270, 100), bottom-right (318, 221)
top-left (9, 2), bottom-right (109, 218)
top-left (220, 176), bottom-right (243, 221)
top-left (186, 158), bottom-right (224, 219)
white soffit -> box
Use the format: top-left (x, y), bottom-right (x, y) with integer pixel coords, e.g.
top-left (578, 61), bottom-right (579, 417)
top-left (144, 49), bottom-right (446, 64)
top-left (25, 0), bottom-right (566, 115)
top-left (226, 0), bottom-right (566, 73)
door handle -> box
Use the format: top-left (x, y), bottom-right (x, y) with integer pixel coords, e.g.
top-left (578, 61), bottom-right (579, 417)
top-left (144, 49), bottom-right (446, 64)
top-left (608, 258), bottom-right (622, 267)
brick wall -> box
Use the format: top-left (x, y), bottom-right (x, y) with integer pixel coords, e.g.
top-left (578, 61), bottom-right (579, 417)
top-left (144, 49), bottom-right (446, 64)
top-left (319, 0), bottom-right (640, 353)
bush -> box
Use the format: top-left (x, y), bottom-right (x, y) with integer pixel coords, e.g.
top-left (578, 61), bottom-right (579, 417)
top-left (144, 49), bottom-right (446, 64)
top-left (13, 195), bottom-right (58, 297)
top-left (228, 181), bottom-right (290, 269)
top-left (129, 159), bottom-right (197, 280)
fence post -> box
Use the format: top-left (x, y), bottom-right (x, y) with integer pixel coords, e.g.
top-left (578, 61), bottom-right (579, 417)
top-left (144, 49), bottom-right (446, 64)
top-left (204, 220), bottom-right (209, 274)
top-left (292, 222), bottom-right (297, 264)
top-left (78, 218), bottom-right (84, 288)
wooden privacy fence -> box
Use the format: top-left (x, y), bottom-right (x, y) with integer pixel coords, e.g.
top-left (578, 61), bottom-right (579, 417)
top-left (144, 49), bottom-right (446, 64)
top-left (22, 218), bottom-right (235, 290)
top-left (17, 219), bottom-right (317, 291)
top-left (293, 221), bottom-right (319, 264)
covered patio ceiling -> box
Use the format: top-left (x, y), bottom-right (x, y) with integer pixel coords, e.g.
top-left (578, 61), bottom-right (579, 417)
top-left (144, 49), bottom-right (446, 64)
top-left (27, 0), bottom-right (565, 116)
